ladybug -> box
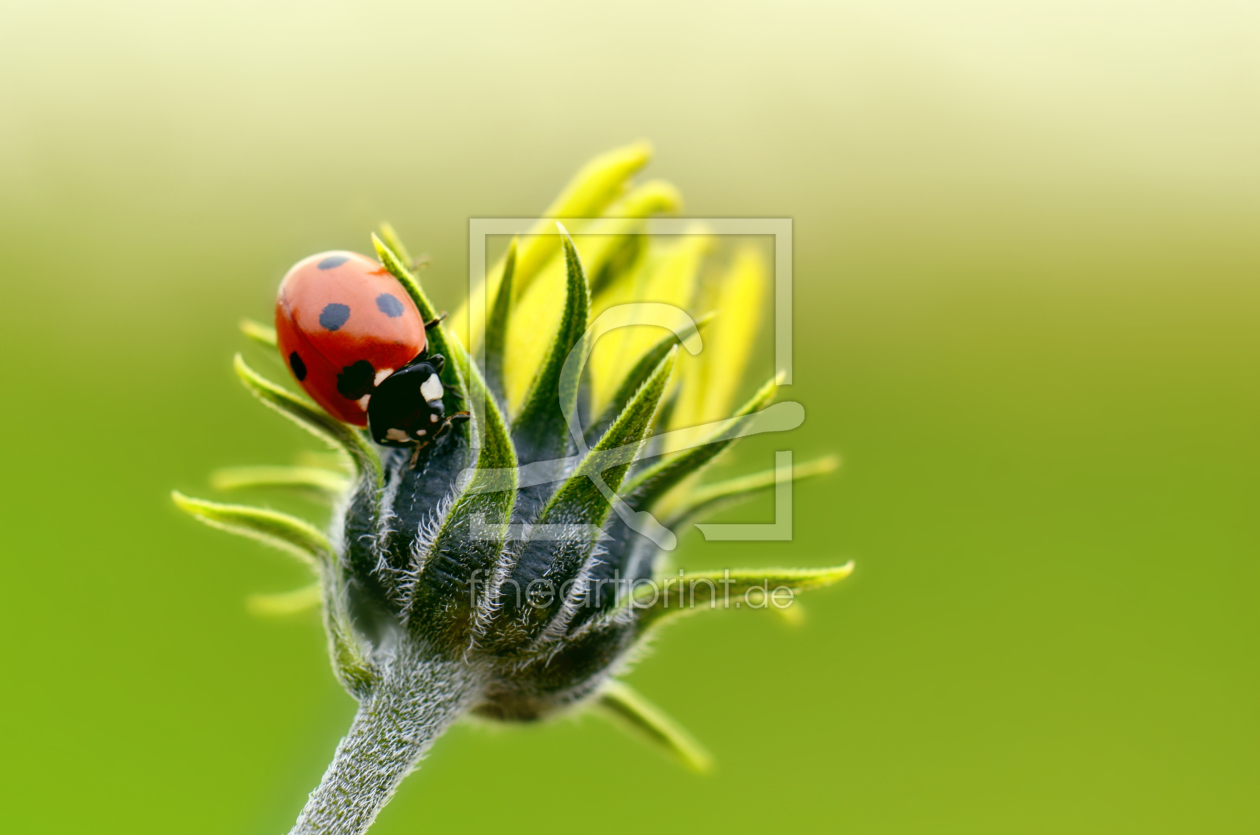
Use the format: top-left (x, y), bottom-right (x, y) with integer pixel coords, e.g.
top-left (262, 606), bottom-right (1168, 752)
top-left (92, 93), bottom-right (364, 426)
top-left (275, 251), bottom-right (464, 448)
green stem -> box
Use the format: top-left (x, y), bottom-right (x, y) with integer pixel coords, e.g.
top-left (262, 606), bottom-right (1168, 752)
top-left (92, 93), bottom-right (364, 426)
top-left (289, 645), bottom-right (479, 835)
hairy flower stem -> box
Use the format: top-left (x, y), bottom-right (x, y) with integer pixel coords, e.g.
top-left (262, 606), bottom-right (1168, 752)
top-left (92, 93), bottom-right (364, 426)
top-left (290, 641), bottom-right (480, 835)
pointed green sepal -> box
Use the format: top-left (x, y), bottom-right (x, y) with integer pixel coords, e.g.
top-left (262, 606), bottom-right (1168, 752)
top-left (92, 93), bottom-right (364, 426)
top-left (326, 606), bottom-right (375, 696)
top-left (624, 373), bottom-right (781, 511)
top-left (247, 582), bottom-right (323, 617)
top-left (239, 318), bottom-right (277, 348)
top-left (511, 224), bottom-right (591, 464)
top-left (513, 141), bottom-right (652, 292)
top-left (171, 491), bottom-right (333, 569)
top-left (294, 450), bottom-right (353, 472)
top-left (633, 563), bottom-right (854, 635)
top-left (663, 455), bottom-right (839, 529)
top-left (371, 233), bottom-right (468, 418)
top-left (586, 313), bottom-right (712, 444)
top-left (407, 357), bottom-right (518, 635)
top-left (377, 222), bottom-right (413, 267)
top-left (210, 465), bottom-right (351, 499)
top-left (454, 142), bottom-right (653, 360)
top-left (484, 239), bottom-right (517, 404)
top-left (499, 349), bottom-right (676, 639)
top-left (233, 353), bottom-right (382, 490)
top-left (596, 680), bottom-right (713, 773)
top-left (582, 179), bottom-right (683, 295)
top-left (551, 348), bottom-right (677, 519)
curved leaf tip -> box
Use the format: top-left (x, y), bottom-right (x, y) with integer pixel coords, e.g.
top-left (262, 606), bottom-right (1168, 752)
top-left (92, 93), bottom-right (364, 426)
top-left (596, 680), bottom-right (712, 774)
top-left (171, 490), bottom-right (332, 569)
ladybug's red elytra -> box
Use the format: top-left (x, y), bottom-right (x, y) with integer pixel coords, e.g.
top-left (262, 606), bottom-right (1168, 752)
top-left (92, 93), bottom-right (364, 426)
top-left (276, 251), bottom-right (425, 426)
top-left (275, 251), bottom-right (465, 448)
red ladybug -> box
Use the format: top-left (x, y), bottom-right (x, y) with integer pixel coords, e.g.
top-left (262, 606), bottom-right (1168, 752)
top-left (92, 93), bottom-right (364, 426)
top-left (275, 251), bottom-right (427, 427)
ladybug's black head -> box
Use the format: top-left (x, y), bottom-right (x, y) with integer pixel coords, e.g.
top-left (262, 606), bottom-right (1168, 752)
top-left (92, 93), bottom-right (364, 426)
top-left (367, 359), bottom-right (447, 447)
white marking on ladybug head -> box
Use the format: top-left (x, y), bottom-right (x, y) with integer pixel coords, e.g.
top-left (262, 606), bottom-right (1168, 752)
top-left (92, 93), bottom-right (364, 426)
top-left (385, 427), bottom-right (410, 443)
top-left (374, 367), bottom-right (394, 386)
top-left (429, 413), bottom-right (439, 423)
top-left (416, 429), bottom-right (427, 436)
top-left (357, 395), bottom-right (371, 410)
top-left (419, 374), bottom-right (444, 402)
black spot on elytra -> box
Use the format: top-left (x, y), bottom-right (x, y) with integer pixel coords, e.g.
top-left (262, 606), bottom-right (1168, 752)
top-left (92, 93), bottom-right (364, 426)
top-left (337, 360), bottom-right (376, 400)
top-left (376, 293), bottom-right (405, 318)
top-left (317, 255), bottom-right (350, 270)
top-left (289, 352), bottom-right (307, 381)
top-left (320, 303), bottom-right (351, 331)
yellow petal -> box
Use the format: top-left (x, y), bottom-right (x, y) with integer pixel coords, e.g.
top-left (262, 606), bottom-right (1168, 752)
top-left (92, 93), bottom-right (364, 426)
top-left (588, 228), bottom-right (712, 413)
top-left (451, 141), bottom-right (653, 352)
top-left (670, 245), bottom-right (768, 435)
top-left (500, 201), bottom-right (692, 416)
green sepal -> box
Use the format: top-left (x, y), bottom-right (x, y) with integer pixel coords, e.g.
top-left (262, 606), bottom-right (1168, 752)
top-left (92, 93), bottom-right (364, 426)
top-left (540, 348), bottom-right (675, 527)
top-left (589, 232), bottom-right (646, 300)
top-left (233, 354), bottom-right (383, 491)
top-left (503, 350), bottom-right (676, 639)
top-left (247, 582), bottom-right (323, 616)
top-left (624, 373), bottom-right (780, 511)
top-left (484, 239), bottom-right (517, 404)
top-left (633, 563), bottom-right (855, 635)
top-left (407, 356), bottom-right (518, 635)
top-left (512, 141), bottom-right (652, 293)
top-left (377, 222), bottom-right (413, 267)
top-left (585, 312), bottom-right (711, 444)
top-left (581, 179), bottom-right (682, 295)
top-left (210, 465), bottom-right (350, 499)
top-left (511, 225), bottom-right (590, 464)
top-left (239, 318), bottom-right (277, 348)
top-left (325, 601), bottom-right (375, 696)
top-left (663, 454), bottom-right (839, 529)
top-left (177, 485), bottom-right (374, 691)
top-left (371, 233), bottom-right (469, 419)
top-left (595, 680), bottom-right (712, 773)
top-left (171, 491), bottom-right (332, 569)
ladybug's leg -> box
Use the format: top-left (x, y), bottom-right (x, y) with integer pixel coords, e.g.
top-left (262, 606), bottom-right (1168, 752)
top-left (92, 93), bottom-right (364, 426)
top-left (406, 411), bottom-right (467, 466)
top-left (423, 311), bottom-right (447, 331)
top-left (433, 411), bottom-right (471, 440)
top-left (404, 350), bottom-right (441, 370)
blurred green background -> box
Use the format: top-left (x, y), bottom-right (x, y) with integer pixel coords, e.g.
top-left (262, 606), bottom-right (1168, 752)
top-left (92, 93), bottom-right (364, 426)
top-left (1, 1), bottom-right (1257, 832)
